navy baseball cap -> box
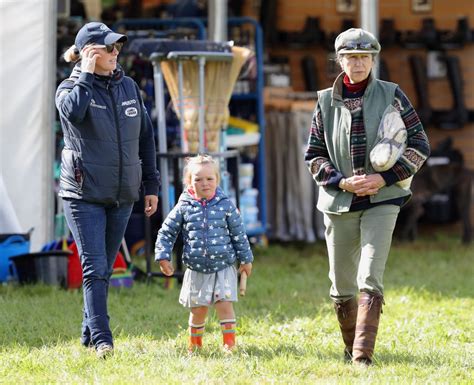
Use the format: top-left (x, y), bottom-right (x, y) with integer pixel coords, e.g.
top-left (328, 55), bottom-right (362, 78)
top-left (75, 22), bottom-right (127, 51)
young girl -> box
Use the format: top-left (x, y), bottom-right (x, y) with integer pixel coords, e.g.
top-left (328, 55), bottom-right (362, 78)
top-left (155, 154), bottom-right (253, 352)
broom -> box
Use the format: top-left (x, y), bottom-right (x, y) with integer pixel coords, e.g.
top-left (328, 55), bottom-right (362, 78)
top-left (205, 59), bottom-right (231, 152)
top-left (161, 46), bottom-right (252, 153)
top-left (161, 60), bottom-right (200, 152)
top-left (205, 46), bottom-right (253, 152)
top-left (224, 46), bottom-right (253, 104)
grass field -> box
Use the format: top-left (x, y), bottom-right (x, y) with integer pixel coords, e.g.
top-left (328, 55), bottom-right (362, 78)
top-left (0, 234), bottom-right (472, 384)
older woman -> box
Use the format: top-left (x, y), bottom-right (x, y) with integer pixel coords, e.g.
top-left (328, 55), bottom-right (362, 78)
top-left (305, 28), bottom-right (430, 365)
top-left (56, 22), bottom-right (160, 358)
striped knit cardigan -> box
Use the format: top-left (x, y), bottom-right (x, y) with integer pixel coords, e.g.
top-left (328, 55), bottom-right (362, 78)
top-left (304, 72), bottom-right (430, 214)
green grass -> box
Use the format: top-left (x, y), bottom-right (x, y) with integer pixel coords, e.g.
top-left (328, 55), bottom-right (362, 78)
top-left (0, 235), bottom-right (473, 384)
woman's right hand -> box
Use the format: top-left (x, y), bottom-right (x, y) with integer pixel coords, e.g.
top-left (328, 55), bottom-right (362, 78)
top-left (343, 174), bottom-right (386, 196)
top-left (80, 45), bottom-right (101, 74)
top-left (339, 175), bottom-right (365, 194)
top-left (159, 260), bottom-right (174, 276)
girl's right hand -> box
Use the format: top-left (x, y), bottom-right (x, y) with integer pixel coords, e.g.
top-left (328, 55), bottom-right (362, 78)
top-left (80, 45), bottom-right (101, 74)
top-left (159, 260), bottom-right (174, 276)
top-left (239, 263), bottom-right (252, 277)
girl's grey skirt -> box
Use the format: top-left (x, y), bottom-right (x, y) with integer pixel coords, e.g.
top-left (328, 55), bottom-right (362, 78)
top-left (179, 265), bottom-right (238, 308)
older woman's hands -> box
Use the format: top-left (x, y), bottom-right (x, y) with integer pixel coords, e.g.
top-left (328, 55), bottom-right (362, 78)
top-left (341, 174), bottom-right (386, 196)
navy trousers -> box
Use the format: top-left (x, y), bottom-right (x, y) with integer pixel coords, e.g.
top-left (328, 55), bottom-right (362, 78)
top-left (63, 198), bottom-right (133, 348)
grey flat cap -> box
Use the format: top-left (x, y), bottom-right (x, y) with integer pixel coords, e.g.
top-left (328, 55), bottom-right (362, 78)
top-left (335, 28), bottom-right (381, 54)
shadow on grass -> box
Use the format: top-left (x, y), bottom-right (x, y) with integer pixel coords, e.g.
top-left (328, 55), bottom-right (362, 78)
top-left (376, 350), bottom-right (450, 368)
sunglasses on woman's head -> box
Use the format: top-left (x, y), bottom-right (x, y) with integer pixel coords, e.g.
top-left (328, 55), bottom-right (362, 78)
top-left (340, 42), bottom-right (375, 51)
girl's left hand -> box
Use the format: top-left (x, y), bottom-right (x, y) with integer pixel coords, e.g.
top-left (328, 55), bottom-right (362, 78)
top-left (239, 263), bottom-right (252, 277)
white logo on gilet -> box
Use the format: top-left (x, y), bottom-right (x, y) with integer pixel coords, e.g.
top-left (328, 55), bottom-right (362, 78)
top-left (125, 107), bottom-right (138, 117)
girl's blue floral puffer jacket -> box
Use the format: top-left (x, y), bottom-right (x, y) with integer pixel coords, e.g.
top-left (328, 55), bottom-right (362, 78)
top-left (155, 187), bottom-right (253, 273)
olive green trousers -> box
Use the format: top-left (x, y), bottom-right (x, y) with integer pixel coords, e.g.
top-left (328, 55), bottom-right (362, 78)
top-left (323, 204), bottom-right (400, 302)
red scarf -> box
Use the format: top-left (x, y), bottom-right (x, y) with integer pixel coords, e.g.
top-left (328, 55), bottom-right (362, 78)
top-left (343, 74), bottom-right (369, 94)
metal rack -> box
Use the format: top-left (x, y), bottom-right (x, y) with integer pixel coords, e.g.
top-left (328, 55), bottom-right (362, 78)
top-left (126, 35), bottom-right (244, 282)
top-left (113, 18), bottom-right (267, 281)
top-left (227, 17), bottom-right (267, 240)
top-left (115, 17), bottom-right (267, 241)
top-left (197, 17), bottom-right (267, 240)
top-left (114, 18), bottom-right (207, 40)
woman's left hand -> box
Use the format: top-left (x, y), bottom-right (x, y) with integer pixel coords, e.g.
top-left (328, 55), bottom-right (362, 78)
top-left (144, 195), bottom-right (158, 217)
top-left (352, 174), bottom-right (386, 196)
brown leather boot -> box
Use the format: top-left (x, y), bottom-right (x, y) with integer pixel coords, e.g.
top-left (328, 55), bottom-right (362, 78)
top-left (352, 292), bottom-right (384, 365)
top-left (334, 297), bottom-right (358, 361)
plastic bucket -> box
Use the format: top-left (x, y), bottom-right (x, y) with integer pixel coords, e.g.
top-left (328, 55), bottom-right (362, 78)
top-left (9, 251), bottom-right (70, 287)
top-left (0, 234), bottom-right (30, 282)
top-left (241, 188), bottom-right (259, 207)
top-left (242, 206), bottom-right (259, 224)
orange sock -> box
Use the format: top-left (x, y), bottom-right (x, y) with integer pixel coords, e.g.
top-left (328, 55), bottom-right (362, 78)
top-left (220, 319), bottom-right (236, 349)
top-left (189, 323), bottom-right (205, 350)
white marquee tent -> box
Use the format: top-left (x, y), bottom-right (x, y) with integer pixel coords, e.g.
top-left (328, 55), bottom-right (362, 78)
top-left (0, 0), bottom-right (57, 250)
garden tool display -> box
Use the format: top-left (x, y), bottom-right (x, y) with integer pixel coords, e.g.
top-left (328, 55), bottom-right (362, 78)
top-left (409, 55), bottom-right (432, 127)
top-left (378, 58), bottom-right (390, 82)
top-left (260, 0), bottom-right (279, 46)
top-left (400, 18), bottom-right (438, 49)
top-left (301, 55), bottom-right (319, 92)
top-left (419, 18), bottom-right (439, 50)
top-left (440, 17), bottom-right (472, 49)
top-left (324, 19), bottom-right (355, 51)
top-left (277, 17), bottom-right (325, 47)
top-left (432, 55), bottom-right (468, 130)
top-left (300, 17), bottom-right (325, 45)
top-left (379, 19), bottom-right (397, 47)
